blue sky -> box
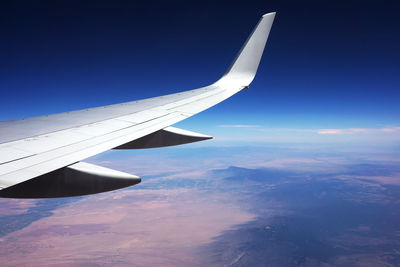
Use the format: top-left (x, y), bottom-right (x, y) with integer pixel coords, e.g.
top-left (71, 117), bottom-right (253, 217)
top-left (1, 3), bottom-right (400, 262)
top-left (1, 0), bottom-right (399, 144)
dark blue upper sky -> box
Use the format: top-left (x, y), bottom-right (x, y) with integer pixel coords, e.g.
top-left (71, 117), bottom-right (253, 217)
top-left (1, 0), bottom-right (399, 143)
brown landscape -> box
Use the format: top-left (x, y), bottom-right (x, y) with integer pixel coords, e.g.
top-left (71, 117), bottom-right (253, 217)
top-left (0, 187), bottom-right (254, 266)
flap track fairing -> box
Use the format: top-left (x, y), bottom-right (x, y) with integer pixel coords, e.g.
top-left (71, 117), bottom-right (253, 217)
top-left (0, 162), bottom-right (140, 198)
top-left (114, 126), bottom-right (212, 149)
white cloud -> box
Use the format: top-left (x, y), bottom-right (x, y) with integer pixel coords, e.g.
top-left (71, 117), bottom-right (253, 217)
top-left (316, 126), bottom-right (400, 135)
top-left (218, 124), bottom-right (261, 128)
top-left (380, 127), bottom-right (400, 133)
top-left (317, 129), bottom-right (344, 135)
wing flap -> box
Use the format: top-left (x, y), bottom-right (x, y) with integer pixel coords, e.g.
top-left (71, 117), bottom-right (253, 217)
top-left (0, 147), bottom-right (34, 164)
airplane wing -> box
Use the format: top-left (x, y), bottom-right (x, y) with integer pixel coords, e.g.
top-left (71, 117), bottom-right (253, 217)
top-left (0, 12), bottom-right (276, 198)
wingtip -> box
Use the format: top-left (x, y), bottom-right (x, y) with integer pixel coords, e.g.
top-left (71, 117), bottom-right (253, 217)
top-left (262, 12), bottom-right (276, 18)
top-left (214, 10), bottom-right (276, 88)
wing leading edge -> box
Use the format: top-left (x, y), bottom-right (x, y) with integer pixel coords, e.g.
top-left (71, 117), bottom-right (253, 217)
top-left (0, 12), bottom-right (276, 198)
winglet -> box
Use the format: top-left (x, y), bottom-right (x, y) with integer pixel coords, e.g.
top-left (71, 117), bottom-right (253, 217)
top-left (215, 12), bottom-right (276, 88)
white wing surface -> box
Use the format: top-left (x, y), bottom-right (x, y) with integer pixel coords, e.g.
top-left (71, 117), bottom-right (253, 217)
top-left (0, 12), bottom-right (275, 198)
